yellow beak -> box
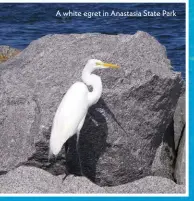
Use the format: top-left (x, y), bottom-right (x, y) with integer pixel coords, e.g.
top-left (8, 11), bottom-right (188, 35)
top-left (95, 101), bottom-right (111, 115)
top-left (102, 62), bottom-right (120, 68)
top-left (96, 61), bottom-right (120, 68)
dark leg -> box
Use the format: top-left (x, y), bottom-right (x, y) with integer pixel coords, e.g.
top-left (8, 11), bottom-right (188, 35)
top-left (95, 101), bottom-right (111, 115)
top-left (48, 146), bottom-right (70, 182)
top-left (76, 132), bottom-right (83, 176)
top-left (48, 148), bottom-right (52, 162)
top-left (62, 140), bottom-right (70, 182)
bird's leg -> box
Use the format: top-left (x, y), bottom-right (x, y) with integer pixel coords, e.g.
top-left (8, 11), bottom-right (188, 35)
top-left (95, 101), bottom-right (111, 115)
top-left (62, 141), bottom-right (70, 182)
top-left (48, 148), bottom-right (53, 163)
top-left (76, 131), bottom-right (83, 176)
top-left (48, 149), bottom-right (69, 182)
top-left (64, 140), bottom-right (70, 157)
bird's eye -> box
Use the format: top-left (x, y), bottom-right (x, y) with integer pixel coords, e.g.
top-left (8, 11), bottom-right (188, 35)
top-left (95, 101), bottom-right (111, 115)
top-left (96, 62), bottom-right (102, 66)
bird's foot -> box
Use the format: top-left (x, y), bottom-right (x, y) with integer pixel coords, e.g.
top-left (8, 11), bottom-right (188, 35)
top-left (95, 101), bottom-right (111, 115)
top-left (62, 174), bottom-right (68, 182)
top-left (62, 169), bottom-right (70, 183)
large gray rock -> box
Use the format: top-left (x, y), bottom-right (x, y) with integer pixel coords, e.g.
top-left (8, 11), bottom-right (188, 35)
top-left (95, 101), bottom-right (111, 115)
top-left (105, 176), bottom-right (185, 194)
top-left (0, 32), bottom-right (183, 186)
top-left (0, 166), bottom-right (184, 194)
top-left (174, 129), bottom-right (186, 185)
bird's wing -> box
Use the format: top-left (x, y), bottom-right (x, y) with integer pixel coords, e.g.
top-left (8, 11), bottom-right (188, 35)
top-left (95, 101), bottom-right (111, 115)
top-left (50, 82), bottom-right (89, 155)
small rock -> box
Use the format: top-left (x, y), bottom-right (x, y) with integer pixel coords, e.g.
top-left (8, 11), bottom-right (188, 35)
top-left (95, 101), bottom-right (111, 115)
top-left (174, 129), bottom-right (186, 185)
top-left (0, 45), bottom-right (20, 63)
top-left (151, 121), bottom-right (175, 180)
top-left (174, 92), bottom-right (185, 150)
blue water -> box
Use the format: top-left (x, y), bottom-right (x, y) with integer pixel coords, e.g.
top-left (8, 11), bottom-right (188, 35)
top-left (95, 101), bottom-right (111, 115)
top-left (0, 3), bottom-right (185, 79)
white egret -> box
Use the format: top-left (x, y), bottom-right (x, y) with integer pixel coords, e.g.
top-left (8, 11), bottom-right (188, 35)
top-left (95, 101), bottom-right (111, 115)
top-left (49, 59), bottom-right (119, 173)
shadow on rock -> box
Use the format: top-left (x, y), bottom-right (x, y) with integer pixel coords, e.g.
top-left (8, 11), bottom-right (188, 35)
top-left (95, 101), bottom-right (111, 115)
top-left (23, 126), bottom-right (68, 176)
top-left (66, 98), bottom-right (109, 182)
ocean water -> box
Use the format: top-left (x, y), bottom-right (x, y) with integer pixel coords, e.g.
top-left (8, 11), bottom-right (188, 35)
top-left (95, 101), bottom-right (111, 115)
top-left (0, 3), bottom-right (185, 79)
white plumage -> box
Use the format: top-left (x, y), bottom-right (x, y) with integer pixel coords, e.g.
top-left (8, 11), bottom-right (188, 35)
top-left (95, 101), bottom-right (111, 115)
top-left (50, 82), bottom-right (88, 155)
top-left (49, 59), bottom-right (119, 159)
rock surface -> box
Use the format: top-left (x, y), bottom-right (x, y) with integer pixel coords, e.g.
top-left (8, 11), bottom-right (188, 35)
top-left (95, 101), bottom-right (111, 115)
top-left (173, 91), bottom-right (186, 185)
top-left (0, 32), bottom-right (183, 186)
top-left (174, 129), bottom-right (186, 185)
top-left (60, 175), bottom-right (107, 194)
top-left (0, 166), bottom-right (185, 194)
top-left (105, 176), bottom-right (185, 194)
top-left (151, 121), bottom-right (175, 180)
top-left (0, 45), bottom-right (20, 64)
top-left (0, 166), bottom-right (62, 194)
top-left (174, 92), bottom-right (185, 150)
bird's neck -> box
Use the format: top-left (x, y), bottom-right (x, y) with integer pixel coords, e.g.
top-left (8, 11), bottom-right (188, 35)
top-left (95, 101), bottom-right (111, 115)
top-left (82, 68), bottom-right (102, 107)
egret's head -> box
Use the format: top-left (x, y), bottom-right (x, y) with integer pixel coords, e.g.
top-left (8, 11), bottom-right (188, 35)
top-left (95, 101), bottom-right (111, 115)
top-left (86, 59), bottom-right (119, 70)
